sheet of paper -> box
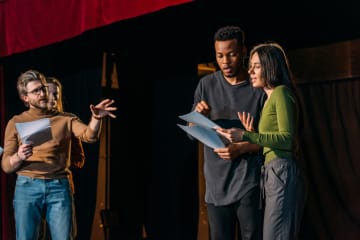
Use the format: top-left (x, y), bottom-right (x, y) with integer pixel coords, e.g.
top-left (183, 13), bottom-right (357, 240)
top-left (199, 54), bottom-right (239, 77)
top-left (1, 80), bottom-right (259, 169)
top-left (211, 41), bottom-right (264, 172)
top-left (177, 124), bottom-right (225, 149)
top-left (178, 111), bottom-right (220, 129)
top-left (177, 111), bottom-right (227, 149)
top-left (15, 118), bottom-right (52, 146)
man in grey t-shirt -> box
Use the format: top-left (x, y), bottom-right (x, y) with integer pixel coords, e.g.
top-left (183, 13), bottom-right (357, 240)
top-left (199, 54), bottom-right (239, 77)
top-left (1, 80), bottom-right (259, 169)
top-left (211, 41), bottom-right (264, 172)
top-left (190, 26), bottom-right (266, 240)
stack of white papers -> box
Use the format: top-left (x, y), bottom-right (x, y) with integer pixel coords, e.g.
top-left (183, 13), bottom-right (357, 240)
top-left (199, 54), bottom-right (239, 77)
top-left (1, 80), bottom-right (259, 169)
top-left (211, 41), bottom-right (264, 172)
top-left (15, 118), bottom-right (52, 146)
top-left (177, 111), bottom-right (226, 149)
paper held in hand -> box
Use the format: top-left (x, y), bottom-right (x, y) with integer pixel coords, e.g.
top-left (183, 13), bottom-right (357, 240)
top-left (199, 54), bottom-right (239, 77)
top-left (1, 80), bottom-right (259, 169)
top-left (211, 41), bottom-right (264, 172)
top-left (177, 111), bottom-right (226, 149)
top-left (15, 118), bottom-right (52, 146)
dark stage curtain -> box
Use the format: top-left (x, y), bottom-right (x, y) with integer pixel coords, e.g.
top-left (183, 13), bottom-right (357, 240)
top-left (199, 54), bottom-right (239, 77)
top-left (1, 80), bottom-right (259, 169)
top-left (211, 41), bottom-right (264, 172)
top-left (298, 77), bottom-right (360, 239)
top-left (0, 0), bottom-right (192, 57)
top-left (0, 64), bottom-right (16, 240)
top-left (289, 39), bottom-right (360, 239)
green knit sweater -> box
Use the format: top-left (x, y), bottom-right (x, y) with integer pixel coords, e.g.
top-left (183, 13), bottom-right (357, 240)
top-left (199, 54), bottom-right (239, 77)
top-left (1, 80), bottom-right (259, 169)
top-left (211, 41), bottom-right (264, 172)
top-left (243, 85), bottom-right (297, 164)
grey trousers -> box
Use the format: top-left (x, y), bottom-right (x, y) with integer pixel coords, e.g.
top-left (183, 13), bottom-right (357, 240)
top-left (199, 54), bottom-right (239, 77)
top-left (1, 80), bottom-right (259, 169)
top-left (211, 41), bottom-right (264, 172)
top-left (262, 157), bottom-right (306, 240)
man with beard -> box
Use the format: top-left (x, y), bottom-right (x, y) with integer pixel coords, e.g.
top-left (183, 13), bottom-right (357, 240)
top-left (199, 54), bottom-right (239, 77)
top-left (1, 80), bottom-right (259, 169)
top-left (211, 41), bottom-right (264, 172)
top-left (1, 69), bottom-right (116, 240)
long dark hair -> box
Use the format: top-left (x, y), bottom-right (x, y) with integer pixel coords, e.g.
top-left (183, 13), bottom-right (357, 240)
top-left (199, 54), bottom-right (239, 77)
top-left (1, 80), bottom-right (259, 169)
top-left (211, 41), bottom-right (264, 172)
top-left (249, 42), bottom-right (295, 91)
top-left (249, 42), bottom-right (304, 158)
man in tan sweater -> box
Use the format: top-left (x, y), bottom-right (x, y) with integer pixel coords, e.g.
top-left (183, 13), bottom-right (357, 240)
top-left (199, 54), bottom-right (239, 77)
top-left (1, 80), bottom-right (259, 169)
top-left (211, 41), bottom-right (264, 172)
top-left (1, 69), bottom-right (116, 240)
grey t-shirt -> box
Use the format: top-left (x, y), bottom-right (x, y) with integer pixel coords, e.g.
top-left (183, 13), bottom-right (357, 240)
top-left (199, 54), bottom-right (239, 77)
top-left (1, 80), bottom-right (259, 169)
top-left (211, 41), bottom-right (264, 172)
top-left (192, 71), bottom-right (266, 206)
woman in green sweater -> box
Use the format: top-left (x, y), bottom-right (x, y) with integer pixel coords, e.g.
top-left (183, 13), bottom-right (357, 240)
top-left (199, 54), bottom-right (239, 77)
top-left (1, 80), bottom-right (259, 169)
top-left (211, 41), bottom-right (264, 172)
top-left (217, 42), bottom-right (306, 240)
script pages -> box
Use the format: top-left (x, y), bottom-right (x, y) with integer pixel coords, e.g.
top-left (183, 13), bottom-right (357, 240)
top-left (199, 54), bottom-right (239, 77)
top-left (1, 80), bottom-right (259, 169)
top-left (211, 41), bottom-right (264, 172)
top-left (15, 118), bottom-right (52, 146)
top-left (177, 111), bottom-right (226, 149)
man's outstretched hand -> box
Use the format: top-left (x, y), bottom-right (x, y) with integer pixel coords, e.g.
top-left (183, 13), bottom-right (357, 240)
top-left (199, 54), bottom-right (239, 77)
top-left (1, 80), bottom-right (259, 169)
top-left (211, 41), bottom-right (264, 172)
top-left (90, 99), bottom-right (117, 119)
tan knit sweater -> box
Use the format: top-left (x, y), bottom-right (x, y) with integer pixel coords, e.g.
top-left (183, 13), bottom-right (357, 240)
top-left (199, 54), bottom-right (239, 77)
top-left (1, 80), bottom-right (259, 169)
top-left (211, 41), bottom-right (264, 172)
top-left (1, 108), bottom-right (100, 179)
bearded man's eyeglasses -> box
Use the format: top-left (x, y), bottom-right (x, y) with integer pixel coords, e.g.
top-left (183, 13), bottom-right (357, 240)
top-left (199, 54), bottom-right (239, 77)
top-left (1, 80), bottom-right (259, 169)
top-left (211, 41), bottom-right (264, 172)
top-left (26, 85), bottom-right (46, 95)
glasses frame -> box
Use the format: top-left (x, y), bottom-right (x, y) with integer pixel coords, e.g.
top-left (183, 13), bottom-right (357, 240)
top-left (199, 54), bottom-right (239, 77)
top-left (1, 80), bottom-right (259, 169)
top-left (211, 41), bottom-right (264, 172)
top-left (26, 85), bottom-right (47, 95)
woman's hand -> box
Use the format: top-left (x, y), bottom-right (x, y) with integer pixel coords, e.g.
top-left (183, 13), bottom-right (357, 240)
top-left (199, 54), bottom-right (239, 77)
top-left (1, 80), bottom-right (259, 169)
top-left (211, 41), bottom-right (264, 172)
top-left (238, 111), bottom-right (255, 132)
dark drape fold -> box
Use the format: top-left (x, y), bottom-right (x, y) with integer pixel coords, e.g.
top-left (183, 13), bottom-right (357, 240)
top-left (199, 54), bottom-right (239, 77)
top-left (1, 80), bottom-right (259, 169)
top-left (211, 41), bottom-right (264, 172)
top-left (0, 64), bottom-right (16, 240)
top-left (288, 39), bottom-right (360, 239)
top-left (298, 78), bottom-right (360, 239)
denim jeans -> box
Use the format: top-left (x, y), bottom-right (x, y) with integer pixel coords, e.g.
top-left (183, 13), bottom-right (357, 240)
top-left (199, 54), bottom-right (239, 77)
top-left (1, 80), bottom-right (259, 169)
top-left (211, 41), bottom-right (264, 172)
top-left (13, 175), bottom-right (73, 240)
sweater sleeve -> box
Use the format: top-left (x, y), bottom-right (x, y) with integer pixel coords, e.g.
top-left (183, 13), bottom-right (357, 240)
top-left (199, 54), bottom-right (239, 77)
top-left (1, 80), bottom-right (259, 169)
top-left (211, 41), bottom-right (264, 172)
top-left (1, 119), bottom-right (19, 173)
top-left (71, 116), bottom-right (101, 143)
top-left (70, 136), bottom-right (85, 168)
top-left (243, 86), bottom-right (296, 151)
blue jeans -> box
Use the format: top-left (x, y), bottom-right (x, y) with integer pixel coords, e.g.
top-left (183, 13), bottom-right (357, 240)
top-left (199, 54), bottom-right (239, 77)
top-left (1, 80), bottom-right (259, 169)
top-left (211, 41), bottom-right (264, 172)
top-left (13, 175), bottom-right (73, 240)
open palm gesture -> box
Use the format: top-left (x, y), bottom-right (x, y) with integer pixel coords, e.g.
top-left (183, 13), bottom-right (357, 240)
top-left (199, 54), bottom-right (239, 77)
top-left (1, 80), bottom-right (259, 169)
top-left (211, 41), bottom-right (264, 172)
top-left (238, 111), bottom-right (255, 132)
top-left (90, 99), bottom-right (117, 119)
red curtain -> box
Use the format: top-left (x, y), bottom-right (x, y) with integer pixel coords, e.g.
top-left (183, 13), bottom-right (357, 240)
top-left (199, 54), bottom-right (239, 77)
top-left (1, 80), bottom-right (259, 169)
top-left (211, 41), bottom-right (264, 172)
top-left (0, 0), bottom-right (192, 57)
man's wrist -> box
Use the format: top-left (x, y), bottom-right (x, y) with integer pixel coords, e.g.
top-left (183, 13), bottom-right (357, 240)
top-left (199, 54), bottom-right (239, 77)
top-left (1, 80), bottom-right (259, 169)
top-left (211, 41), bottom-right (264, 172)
top-left (10, 152), bottom-right (22, 168)
top-left (92, 115), bottom-right (101, 120)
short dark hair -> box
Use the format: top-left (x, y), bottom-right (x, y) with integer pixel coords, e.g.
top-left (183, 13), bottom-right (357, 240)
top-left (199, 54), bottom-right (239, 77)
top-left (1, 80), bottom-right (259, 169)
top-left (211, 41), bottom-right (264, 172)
top-left (214, 25), bottom-right (245, 47)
